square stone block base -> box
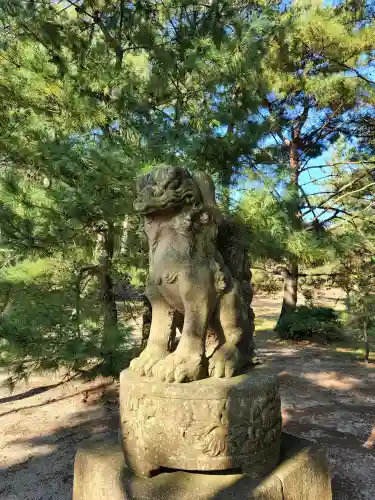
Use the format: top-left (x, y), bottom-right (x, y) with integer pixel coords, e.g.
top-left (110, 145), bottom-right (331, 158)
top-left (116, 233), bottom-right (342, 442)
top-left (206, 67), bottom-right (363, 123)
top-left (73, 433), bottom-right (332, 500)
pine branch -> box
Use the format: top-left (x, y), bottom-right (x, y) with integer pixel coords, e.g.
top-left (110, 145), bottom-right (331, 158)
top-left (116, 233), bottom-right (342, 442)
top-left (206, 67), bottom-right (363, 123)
top-left (328, 56), bottom-right (375, 86)
top-left (298, 36), bottom-right (375, 86)
top-left (302, 161), bottom-right (375, 172)
top-left (300, 174), bottom-right (336, 187)
top-left (65, 0), bottom-right (124, 65)
top-left (252, 265), bottom-right (341, 279)
top-left (303, 166), bottom-right (375, 221)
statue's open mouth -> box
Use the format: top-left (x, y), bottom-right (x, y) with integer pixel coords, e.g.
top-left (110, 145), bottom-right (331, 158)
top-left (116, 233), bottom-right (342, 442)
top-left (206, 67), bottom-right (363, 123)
top-left (133, 195), bottom-right (172, 214)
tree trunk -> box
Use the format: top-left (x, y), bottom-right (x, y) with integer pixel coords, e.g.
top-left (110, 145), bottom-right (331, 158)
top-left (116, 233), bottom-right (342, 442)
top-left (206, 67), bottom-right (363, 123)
top-left (141, 299), bottom-right (152, 349)
top-left (276, 262), bottom-right (298, 330)
top-left (221, 122), bottom-right (234, 212)
top-left (345, 288), bottom-right (351, 312)
top-left (364, 318), bottom-right (370, 363)
top-left (276, 125), bottom-right (301, 330)
top-left (99, 223), bottom-right (118, 352)
top-left (221, 180), bottom-right (231, 212)
top-left (96, 126), bottom-right (119, 367)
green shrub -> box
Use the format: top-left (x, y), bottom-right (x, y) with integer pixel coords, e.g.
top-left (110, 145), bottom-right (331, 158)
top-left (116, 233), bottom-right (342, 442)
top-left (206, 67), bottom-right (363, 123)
top-left (276, 306), bottom-right (344, 344)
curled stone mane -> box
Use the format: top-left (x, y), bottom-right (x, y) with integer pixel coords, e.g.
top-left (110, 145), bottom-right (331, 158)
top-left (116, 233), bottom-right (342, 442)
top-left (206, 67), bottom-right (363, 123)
top-left (134, 166), bottom-right (202, 215)
top-left (134, 166), bottom-right (250, 286)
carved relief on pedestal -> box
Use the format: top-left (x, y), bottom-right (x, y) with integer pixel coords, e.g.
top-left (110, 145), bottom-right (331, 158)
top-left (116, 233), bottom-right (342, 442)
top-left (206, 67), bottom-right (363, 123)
top-left (120, 369), bottom-right (282, 476)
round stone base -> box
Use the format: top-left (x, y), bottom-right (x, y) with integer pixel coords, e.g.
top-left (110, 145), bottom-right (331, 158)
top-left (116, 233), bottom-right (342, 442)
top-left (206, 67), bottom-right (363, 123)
top-left (119, 367), bottom-right (282, 478)
top-left (72, 434), bottom-right (333, 500)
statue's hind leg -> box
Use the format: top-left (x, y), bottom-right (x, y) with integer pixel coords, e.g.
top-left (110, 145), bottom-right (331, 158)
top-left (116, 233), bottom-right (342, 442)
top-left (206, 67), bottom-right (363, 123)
top-left (208, 280), bottom-right (254, 378)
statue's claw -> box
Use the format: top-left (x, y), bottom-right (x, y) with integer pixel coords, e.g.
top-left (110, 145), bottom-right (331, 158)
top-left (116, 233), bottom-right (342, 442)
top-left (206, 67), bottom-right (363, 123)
top-left (151, 351), bottom-right (206, 383)
top-left (208, 344), bottom-right (246, 379)
top-left (130, 346), bottom-right (167, 377)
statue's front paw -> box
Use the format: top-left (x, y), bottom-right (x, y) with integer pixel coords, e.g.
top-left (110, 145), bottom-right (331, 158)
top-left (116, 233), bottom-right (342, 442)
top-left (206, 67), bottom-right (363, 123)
top-left (209, 344), bottom-right (246, 378)
top-left (129, 346), bottom-right (167, 377)
top-left (151, 351), bottom-right (207, 383)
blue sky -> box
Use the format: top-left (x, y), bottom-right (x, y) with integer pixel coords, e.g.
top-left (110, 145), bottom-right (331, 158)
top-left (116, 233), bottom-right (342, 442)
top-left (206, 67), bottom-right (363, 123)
top-left (299, 149), bottom-right (333, 196)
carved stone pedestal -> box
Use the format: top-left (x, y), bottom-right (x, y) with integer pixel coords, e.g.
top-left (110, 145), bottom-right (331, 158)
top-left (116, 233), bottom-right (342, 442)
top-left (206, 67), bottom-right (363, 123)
top-left (73, 433), bottom-right (333, 500)
top-left (119, 367), bottom-right (282, 478)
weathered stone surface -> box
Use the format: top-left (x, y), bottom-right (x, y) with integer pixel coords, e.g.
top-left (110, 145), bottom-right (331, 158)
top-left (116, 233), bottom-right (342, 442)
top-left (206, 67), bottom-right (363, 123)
top-left (276, 433), bottom-right (332, 500)
top-left (119, 367), bottom-right (282, 477)
top-left (73, 439), bottom-right (124, 500)
top-left (129, 166), bottom-right (255, 383)
top-left (73, 433), bottom-right (332, 500)
top-left (73, 438), bottom-right (283, 500)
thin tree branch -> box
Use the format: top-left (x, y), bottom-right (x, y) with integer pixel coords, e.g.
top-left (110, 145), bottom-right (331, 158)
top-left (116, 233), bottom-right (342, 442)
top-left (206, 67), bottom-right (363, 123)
top-left (302, 161), bottom-right (375, 172)
top-left (303, 167), bottom-right (375, 220)
top-left (329, 56), bottom-right (375, 86)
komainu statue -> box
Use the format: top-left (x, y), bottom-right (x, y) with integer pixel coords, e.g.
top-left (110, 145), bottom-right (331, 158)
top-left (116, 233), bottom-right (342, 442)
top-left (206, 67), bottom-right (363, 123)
top-left (130, 166), bottom-right (255, 383)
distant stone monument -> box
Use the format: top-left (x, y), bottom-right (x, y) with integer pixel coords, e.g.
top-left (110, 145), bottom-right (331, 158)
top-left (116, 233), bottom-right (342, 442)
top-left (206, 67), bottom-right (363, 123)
top-left (73, 167), bottom-right (332, 500)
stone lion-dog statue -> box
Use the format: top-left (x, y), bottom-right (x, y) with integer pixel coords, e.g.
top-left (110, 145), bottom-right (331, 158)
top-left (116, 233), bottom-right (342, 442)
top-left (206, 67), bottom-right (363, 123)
top-left (130, 166), bottom-right (255, 383)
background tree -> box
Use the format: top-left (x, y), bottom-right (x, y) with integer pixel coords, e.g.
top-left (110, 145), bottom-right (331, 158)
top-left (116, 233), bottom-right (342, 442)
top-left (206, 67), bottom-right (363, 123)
top-left (238, 186), bottom-right (335, 326)
top-left (243, 1), bottom-right (374, 323)
top-left (0, 0), bottom-right (374, 382)
top-left (0, 0), bottom-right (277, 382)
top-left (331, 229), bottom-right (375, 361)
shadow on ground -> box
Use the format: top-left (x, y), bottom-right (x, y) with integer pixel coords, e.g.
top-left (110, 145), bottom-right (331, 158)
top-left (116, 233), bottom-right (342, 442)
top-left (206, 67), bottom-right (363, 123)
top-left (0, 380), bottom-right (119, 500)
top-left (255, 337), bottom-right (375, 500)
top-left (0, 384), bottom-right (62, 405)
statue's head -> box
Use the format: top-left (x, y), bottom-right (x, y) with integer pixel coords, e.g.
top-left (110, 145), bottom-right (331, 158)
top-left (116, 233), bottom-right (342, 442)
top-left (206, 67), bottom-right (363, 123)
top-left (134, 166), bottom-right (202, 215)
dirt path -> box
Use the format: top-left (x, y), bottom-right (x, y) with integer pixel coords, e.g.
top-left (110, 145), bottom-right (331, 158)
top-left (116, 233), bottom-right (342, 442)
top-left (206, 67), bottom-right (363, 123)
top-left (0, 294), bottom-right (374, 500)
top-left (257, 340), bottom-right (375, 500)
top-left (0, 375), bottom-right (119, 500)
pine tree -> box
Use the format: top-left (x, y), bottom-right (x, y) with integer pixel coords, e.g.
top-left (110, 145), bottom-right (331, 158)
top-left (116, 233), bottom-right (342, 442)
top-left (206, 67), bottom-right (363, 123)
top-left (331, 229), bottom-right (375, 362)
top-left (248, 1), bottom-right (374, 324)
top-left (0, 0), bottom-right (278, 381)
top-left (0, 1), bottom-right (156, 379)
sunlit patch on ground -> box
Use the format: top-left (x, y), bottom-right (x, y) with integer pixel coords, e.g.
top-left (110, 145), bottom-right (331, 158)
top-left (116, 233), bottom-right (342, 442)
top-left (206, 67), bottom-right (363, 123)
top-left (303, 371), bottom-right (366, 391)
top-left (363, 426), bottom-right (375, 449)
